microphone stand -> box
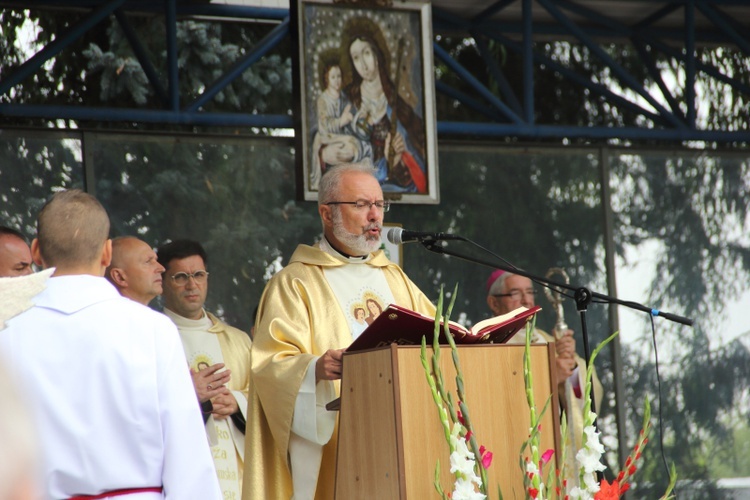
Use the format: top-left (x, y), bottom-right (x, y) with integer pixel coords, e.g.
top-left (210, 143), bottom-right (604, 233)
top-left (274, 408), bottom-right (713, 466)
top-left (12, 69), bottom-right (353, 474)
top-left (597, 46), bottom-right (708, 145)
top-left (416, 236), bottom-right (694, 420)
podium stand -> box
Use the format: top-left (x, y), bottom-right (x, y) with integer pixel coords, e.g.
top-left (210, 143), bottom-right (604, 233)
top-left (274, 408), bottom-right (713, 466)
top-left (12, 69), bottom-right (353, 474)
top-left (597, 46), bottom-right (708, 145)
top-left (335, 343), bottom-right (560, 499)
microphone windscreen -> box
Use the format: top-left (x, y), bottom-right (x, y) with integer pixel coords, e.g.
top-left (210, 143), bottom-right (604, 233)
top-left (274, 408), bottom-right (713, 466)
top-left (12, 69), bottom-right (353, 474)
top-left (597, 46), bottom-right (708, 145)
top-left (385, 227), bottom-right (403, 245)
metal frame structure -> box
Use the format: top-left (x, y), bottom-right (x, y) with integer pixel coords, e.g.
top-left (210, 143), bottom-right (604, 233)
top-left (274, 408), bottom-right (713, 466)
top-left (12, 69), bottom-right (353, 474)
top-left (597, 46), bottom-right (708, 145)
top-left (1, 0), bottom-right (749, 142)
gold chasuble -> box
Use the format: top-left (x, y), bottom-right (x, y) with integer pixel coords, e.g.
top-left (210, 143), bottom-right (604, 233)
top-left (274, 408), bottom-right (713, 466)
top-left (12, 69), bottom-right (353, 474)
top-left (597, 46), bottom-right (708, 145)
top-left (242, 242), bottom-right (435, 500)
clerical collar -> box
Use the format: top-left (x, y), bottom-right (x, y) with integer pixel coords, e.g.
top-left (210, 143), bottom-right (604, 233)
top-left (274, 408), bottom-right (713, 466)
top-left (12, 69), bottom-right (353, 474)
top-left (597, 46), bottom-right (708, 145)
top-left (320, 237), bottom-right (371, 263)
top-left (163, 307), bottom-right (212, 330)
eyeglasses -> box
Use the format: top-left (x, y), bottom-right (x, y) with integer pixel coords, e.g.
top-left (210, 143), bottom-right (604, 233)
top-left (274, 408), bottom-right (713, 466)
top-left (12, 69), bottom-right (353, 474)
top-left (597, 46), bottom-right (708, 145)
top-left (170, 271), bottom-right (209, 286)
top-left (325, 200), bottom-right (391, 212)
top-left (493, 289), bottom-right (537, 300)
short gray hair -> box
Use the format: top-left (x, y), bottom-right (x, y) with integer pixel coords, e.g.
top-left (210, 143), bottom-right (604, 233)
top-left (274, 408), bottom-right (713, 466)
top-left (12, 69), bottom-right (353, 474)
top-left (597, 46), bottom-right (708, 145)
top-left (317, 163), bottom-right (378, 206)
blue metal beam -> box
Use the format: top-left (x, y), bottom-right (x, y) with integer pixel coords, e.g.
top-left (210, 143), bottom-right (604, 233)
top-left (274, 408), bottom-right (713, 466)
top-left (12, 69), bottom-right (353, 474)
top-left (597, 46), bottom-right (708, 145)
top-left (537, 0), bottom-right (687, 129)
top-left (113, 9), bottom-right (169, 107)
top-left (472, 34), bottom-right (523, 116)
top-left (685, 0), bottom-right (696, 128)
top-left (435, 80), bottom-right (507, 122)
top-left (165, 0), bottom-right (179, 111)
top-left (433, 42), bottom-right (524, 124)
top-left (696, 2), bottom-right (750, 58)
top-left (437, 121), bottom-right (750, 142)
top-left (185, 18), bottom-right (289, 113)
top-left (0, 0), bottom-right (126, 96)
top-left (0, 104), bottom-right (293, 128)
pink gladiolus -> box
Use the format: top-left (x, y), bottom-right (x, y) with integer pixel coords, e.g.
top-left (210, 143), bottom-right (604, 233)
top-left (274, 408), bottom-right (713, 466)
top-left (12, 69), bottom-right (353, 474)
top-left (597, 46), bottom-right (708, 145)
top-left (541, 449), bottom-right (555, 464)
top-left (481, 450), bottom-right (493, 469)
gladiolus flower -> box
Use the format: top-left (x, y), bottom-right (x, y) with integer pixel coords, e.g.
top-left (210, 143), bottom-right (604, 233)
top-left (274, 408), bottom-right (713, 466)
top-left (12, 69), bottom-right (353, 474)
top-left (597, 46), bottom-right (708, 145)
top-left (541, 449), bottom-right (555, 465)
top-left (481, 450), bottom-right (493, 469)
top-left (593, 479), bottom-right (620, 499)
top-left (528, 487), bottom-right (539, 498)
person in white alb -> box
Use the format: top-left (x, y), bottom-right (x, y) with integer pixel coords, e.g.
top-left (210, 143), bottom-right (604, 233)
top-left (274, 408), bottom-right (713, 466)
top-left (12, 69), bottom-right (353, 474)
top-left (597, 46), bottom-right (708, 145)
top-left (157, 239), bottom-right (252, 499)
top-left (0, 189), bottom-right (221, 500)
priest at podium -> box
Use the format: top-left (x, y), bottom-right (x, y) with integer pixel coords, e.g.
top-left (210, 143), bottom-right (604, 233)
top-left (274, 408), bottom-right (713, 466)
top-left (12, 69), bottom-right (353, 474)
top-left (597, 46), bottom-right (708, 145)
top-left (243, 164), bottom-right (435, 500)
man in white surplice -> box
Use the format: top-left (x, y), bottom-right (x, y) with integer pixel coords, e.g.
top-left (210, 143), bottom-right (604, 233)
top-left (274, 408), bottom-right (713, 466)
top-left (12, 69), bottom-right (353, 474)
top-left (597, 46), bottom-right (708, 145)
top-left (243, 164), bottom-right (435, 500)
top-left (157, 239), bottom-right (252, 500)
top-left (0, 189), bottom-right (221, 499)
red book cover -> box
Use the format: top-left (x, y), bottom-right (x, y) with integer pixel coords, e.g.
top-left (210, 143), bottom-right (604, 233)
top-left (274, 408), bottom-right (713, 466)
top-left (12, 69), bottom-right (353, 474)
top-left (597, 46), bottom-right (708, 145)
top-left (347, 304), bottom-right (541, 352)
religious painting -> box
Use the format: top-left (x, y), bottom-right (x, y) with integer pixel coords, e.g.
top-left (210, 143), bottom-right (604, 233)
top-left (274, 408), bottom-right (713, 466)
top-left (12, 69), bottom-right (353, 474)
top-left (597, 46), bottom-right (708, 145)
top-left (292, 0), bottom-right (439, 204)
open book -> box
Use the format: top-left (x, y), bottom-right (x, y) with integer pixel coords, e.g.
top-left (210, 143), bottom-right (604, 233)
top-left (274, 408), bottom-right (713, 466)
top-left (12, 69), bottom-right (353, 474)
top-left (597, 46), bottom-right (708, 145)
top-left (347, 304), bottom-right (541, 352)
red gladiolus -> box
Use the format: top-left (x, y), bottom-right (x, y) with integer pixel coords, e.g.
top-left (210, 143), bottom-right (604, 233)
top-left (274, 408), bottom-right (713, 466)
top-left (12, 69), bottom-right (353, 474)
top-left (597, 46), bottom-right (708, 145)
top-left (465, 430), bottom-right (473, 442)
top-left (528, 487), bottom-right (539, 498)
top-left (628, 465), bottom-right (637, 476)
top-left (593, 479), bottom-right (621, 500)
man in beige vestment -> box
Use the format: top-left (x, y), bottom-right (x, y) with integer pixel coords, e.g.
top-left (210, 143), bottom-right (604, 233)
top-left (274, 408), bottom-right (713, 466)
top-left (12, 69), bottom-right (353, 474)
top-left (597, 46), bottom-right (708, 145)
top-left (158, 239), bottom-right (252, 499)
top-left (486, 269), bottom-right (603, 480)
top-left (243, 164), bottom-right (435, 500)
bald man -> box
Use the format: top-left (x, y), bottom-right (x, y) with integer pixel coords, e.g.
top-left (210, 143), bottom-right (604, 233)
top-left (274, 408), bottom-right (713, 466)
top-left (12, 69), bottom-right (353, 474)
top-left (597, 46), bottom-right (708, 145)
top-left (0, 189), bottom-right (221, 499)
top-left (106, 236), bottom-right (165, 305)
top-left (0, 226), bottom-right (33, 277)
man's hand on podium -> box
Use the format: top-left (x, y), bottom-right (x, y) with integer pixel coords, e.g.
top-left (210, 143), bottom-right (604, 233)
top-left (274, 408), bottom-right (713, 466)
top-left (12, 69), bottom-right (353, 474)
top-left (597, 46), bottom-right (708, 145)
top-left (316, 348), bottom-right (345, 382)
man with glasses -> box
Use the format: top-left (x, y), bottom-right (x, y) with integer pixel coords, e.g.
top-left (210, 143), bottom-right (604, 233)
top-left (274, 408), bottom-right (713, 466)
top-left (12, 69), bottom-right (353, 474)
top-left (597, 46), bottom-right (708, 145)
top-left (486, 269), bottom-right (602, 483)
top-left (244, 163), bottom-right (435, 500)
top-left (157, 239), bottom-right (252, 500)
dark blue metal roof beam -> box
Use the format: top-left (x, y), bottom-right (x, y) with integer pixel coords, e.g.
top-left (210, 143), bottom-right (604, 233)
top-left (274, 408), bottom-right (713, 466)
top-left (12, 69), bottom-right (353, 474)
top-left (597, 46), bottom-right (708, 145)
top-left (185, 17), bottom-right (289, 113)
top-left (490, 32), bottom-right (666, 125)
top-left (437, 121), bottom-right (750, 141)
top-left (685, 0), bottom-right (696, 127)
top-left (165, 0), bottom-right (179, 111)
top-left (0, 103), bottom-right (293, 128)
top-left (433, 42), bottom-right (524, 124)
top-left (471, 0), bottom-right (515, 25)
top-left (522, 0), bottom-right (533, 124)
top-left (646, 35), bottom-right (750, 96)
top-left (538, 0), bottom-right (687, 129)
top-left (631, 41), bottom-right (685, 120)
top-left (113, 9), bottom-right (169, 107)
top-left (434, 80), bottom-right (507, 122)
top-left (632, 3), bottom-right (682, 31)
top-left (696, 3), bottom-right (750, 58)
top-left (472, 34), bottom-right (524, 116)
top-left (0, 0), bottom-right (126, 96)
top-left (548, 0), bottom-right (750, 98)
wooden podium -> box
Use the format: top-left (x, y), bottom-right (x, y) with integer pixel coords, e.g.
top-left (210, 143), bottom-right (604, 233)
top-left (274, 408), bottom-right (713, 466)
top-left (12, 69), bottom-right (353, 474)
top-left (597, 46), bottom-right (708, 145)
top-left (334, 343), bottom-right (560, 499)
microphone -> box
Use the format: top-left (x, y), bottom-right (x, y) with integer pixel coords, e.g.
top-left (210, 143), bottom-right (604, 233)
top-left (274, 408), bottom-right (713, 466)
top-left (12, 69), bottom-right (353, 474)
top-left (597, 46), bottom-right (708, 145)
top-left (385, 227), bottom-right (462, 245)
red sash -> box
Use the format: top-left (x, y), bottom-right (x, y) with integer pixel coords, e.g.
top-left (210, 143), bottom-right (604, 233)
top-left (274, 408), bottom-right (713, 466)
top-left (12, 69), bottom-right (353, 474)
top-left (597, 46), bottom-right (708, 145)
top-left (68, 486), bottom-right (163, 500)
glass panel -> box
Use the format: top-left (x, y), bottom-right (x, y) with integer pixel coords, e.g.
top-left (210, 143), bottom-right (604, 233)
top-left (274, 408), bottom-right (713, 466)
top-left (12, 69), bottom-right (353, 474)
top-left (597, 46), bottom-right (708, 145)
top-left (89, 133), bottom-right (317, 332)
top-left (611, 150), bottom-right (750, 497)
top-left (0, 130), bottom-right (84, 239)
